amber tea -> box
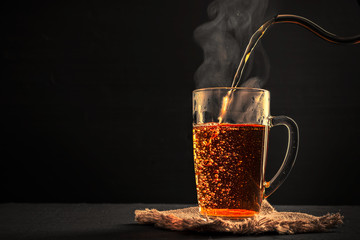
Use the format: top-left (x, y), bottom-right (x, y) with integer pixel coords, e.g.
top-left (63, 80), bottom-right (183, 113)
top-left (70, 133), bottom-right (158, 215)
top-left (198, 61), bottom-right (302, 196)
top-left (193, 123), bottom-right (269, 218)
top-left (193, 87), bottom-right (299, 219)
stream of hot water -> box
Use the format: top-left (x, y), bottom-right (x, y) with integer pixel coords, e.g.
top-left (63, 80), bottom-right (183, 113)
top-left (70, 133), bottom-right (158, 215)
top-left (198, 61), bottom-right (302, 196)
top-left (218, 14), bottom-right (360, 123)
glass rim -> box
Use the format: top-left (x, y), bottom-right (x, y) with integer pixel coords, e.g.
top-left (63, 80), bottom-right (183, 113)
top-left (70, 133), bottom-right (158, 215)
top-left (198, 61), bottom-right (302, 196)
top-left (193, 87), bottom-right (269, 94)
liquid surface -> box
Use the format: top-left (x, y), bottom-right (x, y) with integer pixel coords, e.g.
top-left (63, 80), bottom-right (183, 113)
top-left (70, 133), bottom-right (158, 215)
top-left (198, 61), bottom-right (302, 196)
top-left (193, 123), bottom-right (268, 218)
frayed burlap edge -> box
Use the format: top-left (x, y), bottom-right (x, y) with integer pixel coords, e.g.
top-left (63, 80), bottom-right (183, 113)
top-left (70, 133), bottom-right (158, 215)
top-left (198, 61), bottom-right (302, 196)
top-left (134, 200), bottom-right (343, 235)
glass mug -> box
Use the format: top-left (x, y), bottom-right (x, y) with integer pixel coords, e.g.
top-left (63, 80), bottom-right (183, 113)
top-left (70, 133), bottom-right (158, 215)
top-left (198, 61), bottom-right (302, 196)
top-left (192, 87), bottom-right (299, 219)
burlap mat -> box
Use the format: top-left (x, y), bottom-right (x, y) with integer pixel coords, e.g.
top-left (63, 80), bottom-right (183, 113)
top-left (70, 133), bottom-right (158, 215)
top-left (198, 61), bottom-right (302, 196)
top-left (135, 200), bottom-right (343, 235)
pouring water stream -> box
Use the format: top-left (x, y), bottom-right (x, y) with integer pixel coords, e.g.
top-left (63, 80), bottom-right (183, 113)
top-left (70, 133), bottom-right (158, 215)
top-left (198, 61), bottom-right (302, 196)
top-left (218, 14), bottom-right (360, 123)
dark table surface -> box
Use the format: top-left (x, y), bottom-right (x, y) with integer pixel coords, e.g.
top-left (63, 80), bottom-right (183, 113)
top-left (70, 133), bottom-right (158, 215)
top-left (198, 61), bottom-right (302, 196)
top-left (0, 203), bottom-right (359, 240)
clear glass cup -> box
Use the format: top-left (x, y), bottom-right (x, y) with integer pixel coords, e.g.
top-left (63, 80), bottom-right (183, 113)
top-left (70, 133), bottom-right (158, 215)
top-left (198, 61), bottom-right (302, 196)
top-left (193, 87), bottom-right (299, 219)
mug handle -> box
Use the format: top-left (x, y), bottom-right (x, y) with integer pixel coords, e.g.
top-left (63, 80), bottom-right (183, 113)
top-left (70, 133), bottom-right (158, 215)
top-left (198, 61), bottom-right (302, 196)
top-left (264, 115), bottom-right (299, 198)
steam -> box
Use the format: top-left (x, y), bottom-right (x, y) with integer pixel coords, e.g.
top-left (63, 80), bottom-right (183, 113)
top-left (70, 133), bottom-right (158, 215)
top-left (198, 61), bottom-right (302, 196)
top-left (194, 0), bottom-right (270, 88)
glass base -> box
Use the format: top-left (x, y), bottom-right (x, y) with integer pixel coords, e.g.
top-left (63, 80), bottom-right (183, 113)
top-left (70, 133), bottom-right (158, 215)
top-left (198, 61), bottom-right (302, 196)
top-left (200, 208), bottom-right (258, 220)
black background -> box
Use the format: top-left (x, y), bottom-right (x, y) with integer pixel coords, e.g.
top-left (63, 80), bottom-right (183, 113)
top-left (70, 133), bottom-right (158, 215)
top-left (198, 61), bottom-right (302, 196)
top-left (1, 0), bottom-right (360, 205)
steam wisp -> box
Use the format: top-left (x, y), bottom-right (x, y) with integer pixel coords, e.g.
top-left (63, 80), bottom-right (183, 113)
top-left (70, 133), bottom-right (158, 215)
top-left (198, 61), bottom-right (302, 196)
top-left (194, 0), bottom-right (269, 89)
